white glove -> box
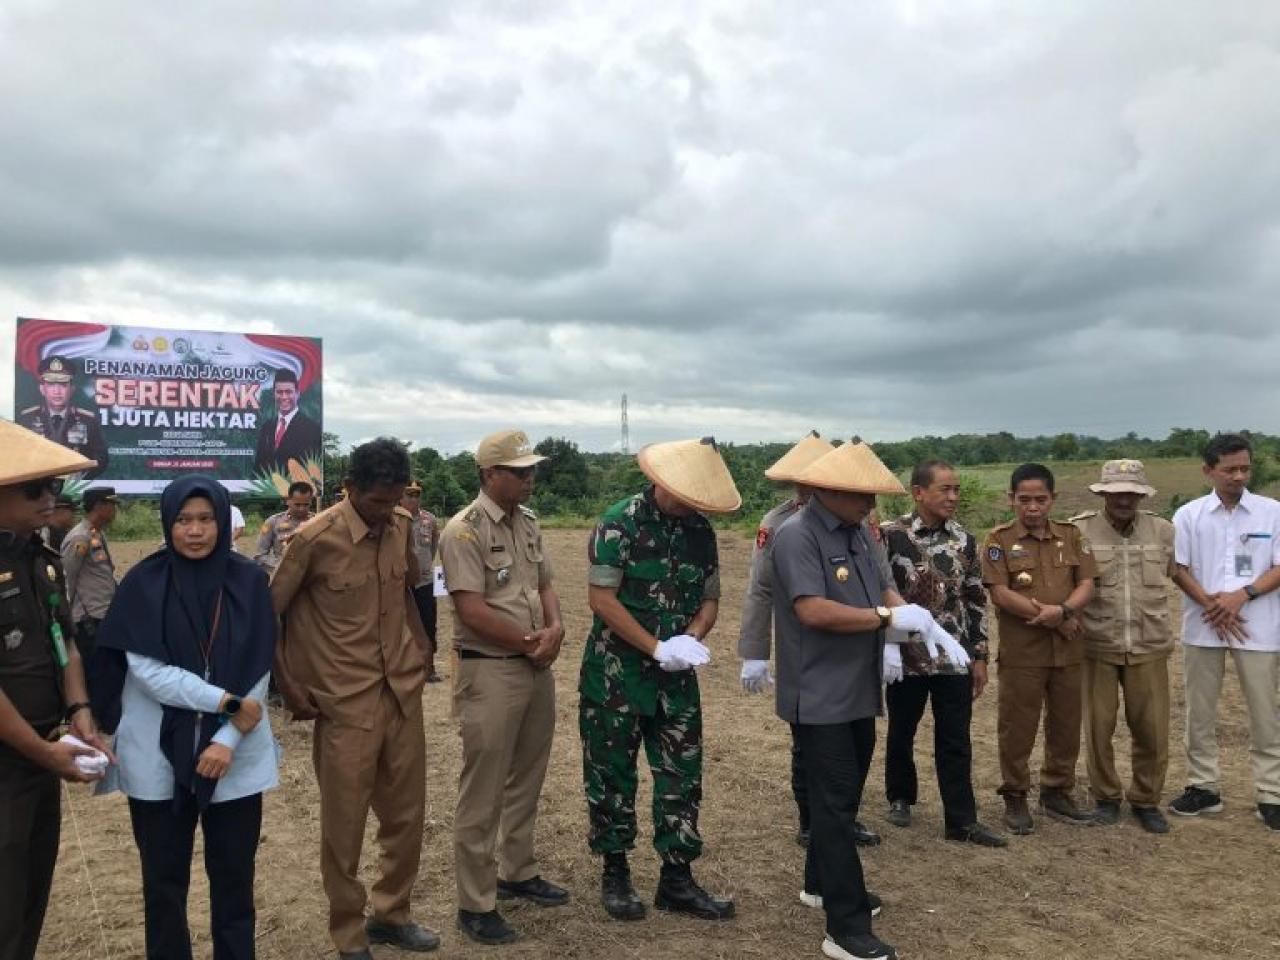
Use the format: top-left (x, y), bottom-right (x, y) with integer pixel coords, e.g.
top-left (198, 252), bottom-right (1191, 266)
top-left (59, 734), bottom-right (109, 777)
top-left (654, 635), bottom-right (711, 673)
top-left (882, 644), bottom-right (903, 684)
top-left (887, 603), bottom-right (937, 635)
top-left (927, 623), bottom-right (972, 668)
top-left (740, 660), bottom-right (774, 693)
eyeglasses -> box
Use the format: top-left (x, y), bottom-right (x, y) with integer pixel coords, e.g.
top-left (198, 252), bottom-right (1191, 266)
top-left (495, 465), bottom-right (536, 479)
top-left (21, 477), bottom-right (64, 500)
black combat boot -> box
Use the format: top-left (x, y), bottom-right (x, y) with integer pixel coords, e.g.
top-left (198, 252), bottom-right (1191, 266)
top-left (601, 853), bottom-right (645, 921)
top-left (654, 862), bottom-right (735, 921)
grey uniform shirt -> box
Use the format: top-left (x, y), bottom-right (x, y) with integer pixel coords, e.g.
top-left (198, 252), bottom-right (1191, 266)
top-left (60, 519), bottom-right (116, 620)
top-left (771, 496), bottom-right (889, 725)
top-left (740, 498), bottom-right (894, 662)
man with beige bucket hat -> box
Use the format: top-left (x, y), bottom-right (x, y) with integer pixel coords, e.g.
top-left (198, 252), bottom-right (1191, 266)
top-left (770, 439), bottom-right (969, 960)
top-left (1070, 460), bottom-right (1176, 834)
top-left (738, 432), bottom-right (894, 849)
top-left (581, 436), bottom-right (740, 923)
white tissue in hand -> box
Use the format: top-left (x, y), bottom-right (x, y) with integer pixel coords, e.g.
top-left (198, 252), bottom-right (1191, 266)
top-left (60, 734), bottom-right (109, 776)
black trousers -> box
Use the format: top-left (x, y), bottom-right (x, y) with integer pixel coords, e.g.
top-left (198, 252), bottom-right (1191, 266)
top-left (0, 759), bottom-right (60, 960)
top-left (884, 673), bottom-right (977, 829)
top-left (790, 722), bottom-right (872, 831)
top-left (794, 720), bottom-right (876, 938)
top-left (411, 584), bottom-right (438, 650)
top-left (129, 792), bottom-right (263, 960)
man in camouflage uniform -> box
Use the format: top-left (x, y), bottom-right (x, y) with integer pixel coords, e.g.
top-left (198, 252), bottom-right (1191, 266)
top-left (59, 486), bottom-right (119, 663)
top-left (17, 356), bottom-right (108, 479)
top-left (738, 432), bottom-right (888, 848)
top-left (401, 482), bottom-right (442, 683)
top-left (582, 437), bottom-right (740, 923)
top-left (880, 460), bottom-right (1006, 847)
top-left (254, 480), bottom-right (315, 574)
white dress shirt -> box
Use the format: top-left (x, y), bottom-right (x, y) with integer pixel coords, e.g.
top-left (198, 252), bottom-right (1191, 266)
top-left (1174, 489), bottom-right (1280, 651)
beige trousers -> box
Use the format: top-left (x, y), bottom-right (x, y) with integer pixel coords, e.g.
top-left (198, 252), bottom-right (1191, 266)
top-left (313, 687), bottom-right (426, 953)
top-left (453, 656), bottom-right (556, 912)
top-left (1083, 656), bottom-right (1170, 807)
top-left (1182, 645), bottom-right (1280, 804)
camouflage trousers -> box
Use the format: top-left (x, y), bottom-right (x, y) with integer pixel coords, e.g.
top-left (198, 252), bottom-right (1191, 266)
top-left (579, 677), bottom-right (703, 864)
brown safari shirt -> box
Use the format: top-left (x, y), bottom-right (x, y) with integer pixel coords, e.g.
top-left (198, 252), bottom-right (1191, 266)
top-left (981, 518), bottom-right (1098, 668)
top-left (1070, 510), bottom-right (1176, 664)
top-left (269, 499), bottom-right (425, 728)
top-left (438, 491), bottom-right (553, 658)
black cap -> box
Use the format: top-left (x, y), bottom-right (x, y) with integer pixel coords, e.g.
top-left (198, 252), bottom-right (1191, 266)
top-left (38, 355), bottom-right (75, 383)
top-left (83, 487), bottom-right (119, 510)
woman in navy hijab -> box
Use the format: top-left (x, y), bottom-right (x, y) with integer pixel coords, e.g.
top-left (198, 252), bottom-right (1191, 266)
top-left (95, 475), bottom-right (277, 960)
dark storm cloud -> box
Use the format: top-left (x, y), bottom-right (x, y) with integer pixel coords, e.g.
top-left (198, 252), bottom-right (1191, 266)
top-left (2, 1), bottom-right (1279, 451)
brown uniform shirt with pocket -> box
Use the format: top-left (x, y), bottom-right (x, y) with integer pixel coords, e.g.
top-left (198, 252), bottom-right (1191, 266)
top-left (269, 499), bottom-right (425, 729)
top-left (981, 518), bottom-right (1099, 668)
top-left (438, 491), bottom-right (554, 658)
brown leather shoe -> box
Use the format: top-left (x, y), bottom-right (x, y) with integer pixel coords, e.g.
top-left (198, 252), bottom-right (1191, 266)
top-left (1001, 795), bottom-right (1034, 835)
top-left (1039, 790), bottom-right (1095, 825)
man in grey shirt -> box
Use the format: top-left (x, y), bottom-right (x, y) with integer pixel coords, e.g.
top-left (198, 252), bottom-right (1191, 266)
top-left (772, 441), bottom-right (965, 960)
top-left (739, 432), bottom-right (892, 848)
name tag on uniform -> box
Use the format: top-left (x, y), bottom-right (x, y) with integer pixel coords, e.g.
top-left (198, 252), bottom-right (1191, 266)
top-left (1236, 553), bottom-right (1254, 577)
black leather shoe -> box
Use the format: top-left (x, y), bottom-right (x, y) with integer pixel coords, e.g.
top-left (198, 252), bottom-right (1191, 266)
top-left (885, 799), bottom-right (911, 828)
top-left (1132, 805), bottom-right (1170, 834)
top-left (1091, 800), bottom-right (1121, 825)
top-left (365, 919), bottom-right (441, 952)
top-left (456, 910), bottom-right (520, 945)
top-left (944, 822), bottom-right (1008, 848)
top-left (852, 820), bottom-right (882, 846)
top-left (654, 865), bottom-right (735, 920)
top-left (497, 874), bottom-right (570, 907)
top-left (601, 854), bottom-right (646, 921)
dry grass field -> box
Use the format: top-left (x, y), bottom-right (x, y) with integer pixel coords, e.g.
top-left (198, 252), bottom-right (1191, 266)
top-left (41, 528), bottom-right (1280, 960)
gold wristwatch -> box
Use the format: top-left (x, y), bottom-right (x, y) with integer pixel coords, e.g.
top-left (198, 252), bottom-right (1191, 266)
top-left (876, 605), bottom-right (892, 630)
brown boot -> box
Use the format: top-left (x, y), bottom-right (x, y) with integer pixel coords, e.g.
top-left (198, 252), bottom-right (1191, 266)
top-left (1002, 795), bottom-right (1034, 835)
top-left (1039, 790), bottom-right (1095, 825)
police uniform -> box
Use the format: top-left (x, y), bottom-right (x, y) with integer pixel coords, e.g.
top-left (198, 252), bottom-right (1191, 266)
top-left (981, 518), bottom-right (1098, 799)
top-left (439, 483), bottom-right (557, 916)
top-left (253, 508), bottom-right (313, 574)
top-left (1071, 505), bottom-right (1176, 811)
top-left (408, 506), bottom-right (440, 654)
top-left (60, 518), bottom-right (117, 660)
top-left (17, 356), bottom-right (108, 479)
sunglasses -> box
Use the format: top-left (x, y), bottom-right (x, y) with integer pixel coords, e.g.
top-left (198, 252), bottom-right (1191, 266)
top-left (495, 465), bottom-right (536, 479)
top-left (21, 477), bottom-right (64, 500)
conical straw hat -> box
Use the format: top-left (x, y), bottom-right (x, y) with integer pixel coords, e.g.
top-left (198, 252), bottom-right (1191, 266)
top-left (0, 418), bottom-right (98, 486)
top-left (637, 436), bottom-right (742, 514)
top-left (794, 438), bottom-right (905, 495)
top-left (764, 431), bottom-right (836, 483)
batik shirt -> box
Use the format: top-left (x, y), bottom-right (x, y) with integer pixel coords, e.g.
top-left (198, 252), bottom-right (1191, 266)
top-left (581, 486), bottom-right (720, 716)
top-left (880, 511), bottom-right (989, 676)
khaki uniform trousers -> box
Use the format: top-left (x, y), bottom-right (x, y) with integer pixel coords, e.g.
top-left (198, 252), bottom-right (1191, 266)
top-left (313, 686), bottom-right (426, 953)
top-left (1083, 655), bottom-right (1170, 807)
top-left (454, 656), bottom-right (555, 913)
top-left (1183, 645), bottom-right (1280, 804)
top-left (997, 663), bottom-right (1083, 796)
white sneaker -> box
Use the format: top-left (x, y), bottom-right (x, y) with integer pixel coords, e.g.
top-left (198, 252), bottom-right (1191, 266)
top-left (799, 891), bottom-right (881, 916)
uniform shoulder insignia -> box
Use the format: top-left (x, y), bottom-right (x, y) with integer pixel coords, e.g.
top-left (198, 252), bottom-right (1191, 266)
top-left (756, 526), bottom-right (770, 550)
top-left (20, 405), bottom-right (40, 414)
top-left (462, 506), bottom-right (482, 524)
top-left (519, 504), bottom-right (538, 519)
top-left (1068, 510), bottom-right (1098, 522)
top-left (74, 407), bottom-right (95, 417)
top-left (295, 511), bottom-right (337, 542)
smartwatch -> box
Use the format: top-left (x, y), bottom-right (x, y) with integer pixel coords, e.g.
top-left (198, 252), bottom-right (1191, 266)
top-left (1244, 584), bottom-right (1260, 601)
top-left (875, 605), bottom-right (893, 630)
top-left (223, 696), bottom-right (242, 717)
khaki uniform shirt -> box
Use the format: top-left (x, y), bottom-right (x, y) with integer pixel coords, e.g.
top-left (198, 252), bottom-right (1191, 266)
top-left (1071, 510), bottom-right (1176, 664)
top-left (269, 499), bottom-right (425, 729)
top-left (254, 510), bottom-right (313, 573)
top-left (60, 519), bottom-right (116, 621)
top-left (438, 491), bottom-right (552, 657)
top-left (981, 518), bottom-right (1098, 668)
top-left (410, 509), bottom-right (440, 588)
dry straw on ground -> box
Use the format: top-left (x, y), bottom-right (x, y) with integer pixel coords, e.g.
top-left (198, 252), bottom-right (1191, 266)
top-left (43, 529), bottom-right (1280, 959)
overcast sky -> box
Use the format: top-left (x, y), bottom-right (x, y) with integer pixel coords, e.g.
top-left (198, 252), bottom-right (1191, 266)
top-left (2, 1), bottom-right (1278, 454)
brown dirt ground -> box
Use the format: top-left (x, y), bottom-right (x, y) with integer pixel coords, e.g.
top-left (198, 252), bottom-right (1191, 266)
top-left (42, 529), bottom-right (1280, 960)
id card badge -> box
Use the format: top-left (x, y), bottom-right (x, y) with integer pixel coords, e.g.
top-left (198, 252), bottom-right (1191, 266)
top-left (1235, 552), bottom-right (1254, 577)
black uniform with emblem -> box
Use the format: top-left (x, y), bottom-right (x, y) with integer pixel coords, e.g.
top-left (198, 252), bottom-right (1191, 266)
top-left (0, 534), bottom-right (77, 960)
top-left (17, 356), bottom-right (109, 479)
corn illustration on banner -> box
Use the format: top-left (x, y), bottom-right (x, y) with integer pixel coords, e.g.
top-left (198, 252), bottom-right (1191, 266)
top-left (13, 317), bottom-right (323, 496)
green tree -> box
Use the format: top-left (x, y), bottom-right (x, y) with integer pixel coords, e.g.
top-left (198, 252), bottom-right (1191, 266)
top-left (1050, 433), bottom-right (1079, 460)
